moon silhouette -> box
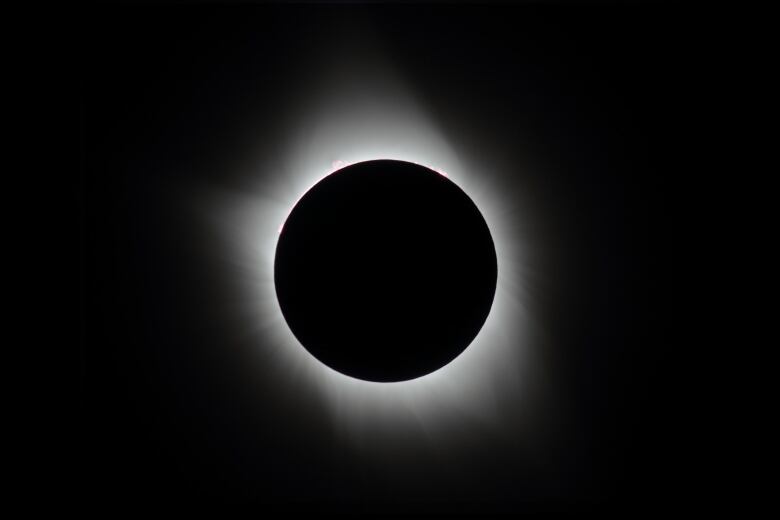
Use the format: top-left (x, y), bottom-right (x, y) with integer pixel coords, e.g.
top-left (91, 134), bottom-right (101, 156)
top-left (274, 160), bottom-right (497, 382)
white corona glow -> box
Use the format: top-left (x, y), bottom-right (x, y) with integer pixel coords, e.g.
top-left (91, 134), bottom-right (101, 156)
top-left (201, 51), bottom-right (534, 447)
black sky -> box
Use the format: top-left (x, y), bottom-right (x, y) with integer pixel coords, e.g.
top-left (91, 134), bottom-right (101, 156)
top-left (81, 2), bottom-right (690, 515)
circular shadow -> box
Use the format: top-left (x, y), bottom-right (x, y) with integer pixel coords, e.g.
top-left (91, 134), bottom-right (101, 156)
top-left (274, 160), bottom-right (497, 382)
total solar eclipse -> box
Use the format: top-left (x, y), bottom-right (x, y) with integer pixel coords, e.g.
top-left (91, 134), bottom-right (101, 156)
top-left (274, 159), bottom-right (498, 382)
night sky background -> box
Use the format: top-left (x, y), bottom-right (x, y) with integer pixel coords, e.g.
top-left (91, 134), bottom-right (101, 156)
top-left (81, 1), bottom-right (691, 514)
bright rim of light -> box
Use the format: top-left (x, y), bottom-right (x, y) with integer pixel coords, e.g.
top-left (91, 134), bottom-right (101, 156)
top-left (202, 57), bottom-right (532, 445)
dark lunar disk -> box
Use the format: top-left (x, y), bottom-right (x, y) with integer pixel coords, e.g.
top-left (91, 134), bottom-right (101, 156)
top-left (274, 160), bottom-right (497, 382)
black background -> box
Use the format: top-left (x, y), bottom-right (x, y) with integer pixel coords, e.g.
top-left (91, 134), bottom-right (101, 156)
top-left (81, 1), bottom-right (692, 515)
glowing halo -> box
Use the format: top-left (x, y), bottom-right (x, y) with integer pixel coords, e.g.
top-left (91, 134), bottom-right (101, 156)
top-left (198, 53), bottom-right (536, 448)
